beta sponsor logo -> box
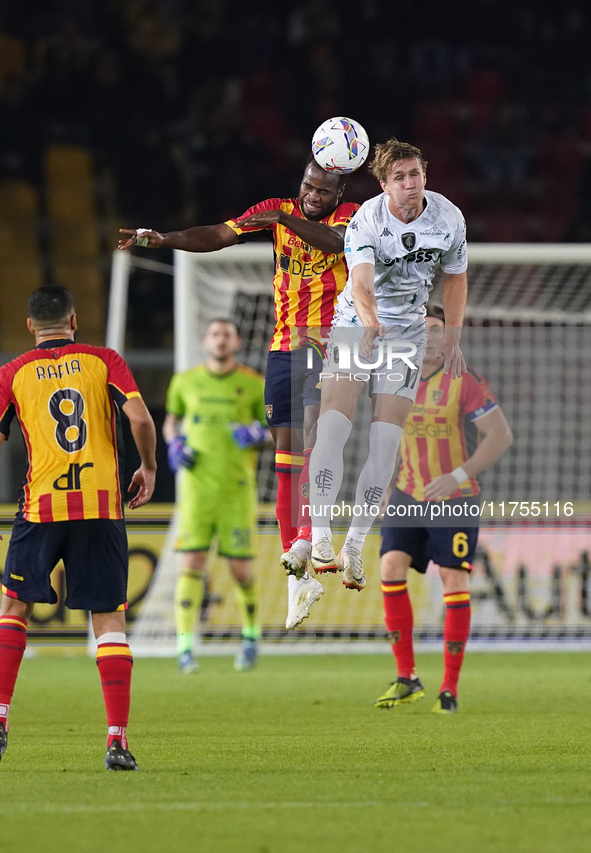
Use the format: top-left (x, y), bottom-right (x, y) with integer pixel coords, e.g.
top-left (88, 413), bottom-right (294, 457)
top-left (286, 235), bottom-right (312, 250)
top-left (411, 405), bottom-right (443, 415)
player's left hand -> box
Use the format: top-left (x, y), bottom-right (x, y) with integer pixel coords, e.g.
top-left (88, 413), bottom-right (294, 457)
top-left (424, 473), bottom-right (462, 501)
top-left (439, 328), bottom-right (467, 379)
top-left (236, 210), bottom-right (281, 229)
top-left (127, 465), bottom-right (156, 509)
top-left (233, 421), bottom-right (267, 448)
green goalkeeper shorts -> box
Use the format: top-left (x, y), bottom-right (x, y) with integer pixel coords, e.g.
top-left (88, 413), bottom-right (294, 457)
top-left (175, 470), bottom-right (257, 558)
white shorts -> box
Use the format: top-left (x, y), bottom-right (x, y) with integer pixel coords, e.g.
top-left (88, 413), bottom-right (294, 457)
top-left (322, 318), bottom-right (427, 400)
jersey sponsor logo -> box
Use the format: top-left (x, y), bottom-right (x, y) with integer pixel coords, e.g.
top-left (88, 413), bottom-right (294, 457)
top-left (411, 405), bottom-right (443, 415)
top-left (419, 225), bottom-right (445, 236)
top-left (278, 253), bottom-right (339, 278)
top-left (382, 247), bottom-right (440, 266)
top-left (405, 421), bottom-right (453, 438)
top-left (286, 235), bottom-right (312, 250)
top-left (401, 233), bottom-right (416, 251)
top-left (53, 461), bottom-right (94, 490)
top-left (380, 227), bottom-right (393, 237)
top-left (35, 359), bottom-right (82, 381)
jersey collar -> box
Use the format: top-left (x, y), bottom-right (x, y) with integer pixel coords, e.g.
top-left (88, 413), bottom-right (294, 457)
top-left (420, 361), bottom-right (444, 382)
top-left (35, 338), bottom-right (76, 350)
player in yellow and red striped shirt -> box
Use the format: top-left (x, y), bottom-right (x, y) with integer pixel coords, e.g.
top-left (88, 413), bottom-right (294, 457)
top-left (0, 285), bottom-right (157, 769)
top-left (376, 304), bottom-right (513, 713)
top-left (119, 154), bottom-right (359, 629)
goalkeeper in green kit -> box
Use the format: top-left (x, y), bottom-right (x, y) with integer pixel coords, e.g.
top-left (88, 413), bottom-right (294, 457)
top-left (163, 319), bottom-right (267, 672)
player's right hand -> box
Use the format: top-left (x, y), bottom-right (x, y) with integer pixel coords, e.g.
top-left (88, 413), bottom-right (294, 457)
top-left (167, 436), bottom-right (197, 473)
top-left (118, 228), bottom-right (165, 250)
top-left (236, 210), bottom-right (281, 229)
top-left (360, 325), bottom-right (386, 358)
top-left (128, 465), bottom-right (156, 509)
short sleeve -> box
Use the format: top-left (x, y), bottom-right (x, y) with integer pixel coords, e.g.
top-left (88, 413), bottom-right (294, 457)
top-left (225, 198), bottom-right (284, 235)
top-left (440, 211), bottom-right (468, 274)
top-left (344, 211), bottom-right (376, 269)
top-left (102, 350), bottom-right (141, 408)
top-left (0, 366), bottom-right (16, 438)
top-left (166, 373), bottom-right (186, 418)
top-left (330, 202), bottom-right (360, 228)
top-left (461, 369), bottom-right (498, 422)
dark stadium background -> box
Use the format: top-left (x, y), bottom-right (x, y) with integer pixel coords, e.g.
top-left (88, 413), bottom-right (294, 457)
top-left (0, 0), bottom-right (590, 501)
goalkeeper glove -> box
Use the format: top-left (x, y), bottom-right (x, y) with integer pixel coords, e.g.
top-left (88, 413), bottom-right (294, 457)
top-left (232, 420), bottom-right (267, 449)
top-left (167, 436), bottom-right (197, 472)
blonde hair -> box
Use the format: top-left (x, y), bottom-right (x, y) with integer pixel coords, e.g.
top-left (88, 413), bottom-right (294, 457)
top-left (368, 139), bottom-right (427, 183)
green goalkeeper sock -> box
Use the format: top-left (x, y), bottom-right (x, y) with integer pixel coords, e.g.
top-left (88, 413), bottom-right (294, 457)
top-left (234, 579), bottom-right (261, 641)
top-left (175, 572), bottom-right (205, 655)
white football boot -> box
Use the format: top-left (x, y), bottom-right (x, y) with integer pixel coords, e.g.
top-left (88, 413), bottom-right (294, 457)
top-left (286, 575), bottom-right (324, 630)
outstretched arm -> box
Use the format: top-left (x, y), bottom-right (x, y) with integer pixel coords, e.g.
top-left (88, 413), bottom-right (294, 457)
top-left (122, 397), bottom-right (157, 508)
top-left (236, 209), bottom-right (346, 255)
top-left (119, 222), bottom-right (240, 253)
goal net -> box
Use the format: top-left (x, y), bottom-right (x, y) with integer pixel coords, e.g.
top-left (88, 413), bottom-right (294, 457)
top-left (125, 243), bottom-right (591, 654)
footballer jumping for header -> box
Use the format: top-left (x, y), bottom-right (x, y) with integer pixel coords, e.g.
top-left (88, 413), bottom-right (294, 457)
top-left (308, 139), bottom-right (468, 591)
top-left (119, 155), bottom-right (359, 631)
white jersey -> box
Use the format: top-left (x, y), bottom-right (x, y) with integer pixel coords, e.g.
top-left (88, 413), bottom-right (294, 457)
top-left (337, 189), bottom-right (467, 327)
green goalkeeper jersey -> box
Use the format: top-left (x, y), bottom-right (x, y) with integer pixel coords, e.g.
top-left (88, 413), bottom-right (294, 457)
top-left (166, 364), bottom-right (266, 487)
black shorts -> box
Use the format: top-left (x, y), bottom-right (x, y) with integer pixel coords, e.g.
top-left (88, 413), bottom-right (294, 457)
top-left (380, 488), bottom-right (479, 573)
top-left (264, 348), bottom-right (322, 428)
top-left (2, 517), bottom-right (129, 611)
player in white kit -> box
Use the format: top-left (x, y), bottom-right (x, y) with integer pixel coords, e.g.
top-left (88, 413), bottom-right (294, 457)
top-left (308, 139), bottom-right (468, 590)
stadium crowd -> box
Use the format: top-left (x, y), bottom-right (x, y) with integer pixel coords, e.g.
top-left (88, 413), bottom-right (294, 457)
top-left (1, 0), bottom-right (591, 242)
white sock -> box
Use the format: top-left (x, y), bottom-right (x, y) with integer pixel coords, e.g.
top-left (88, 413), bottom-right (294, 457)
top-left (345, 421), bottom-right (403, 549)
top-left (288, 572), bottom-right (310, 607)
top-left (309, 410), bottom-right (352, 541)
top-left (96, 632), bottom-right (127, 645)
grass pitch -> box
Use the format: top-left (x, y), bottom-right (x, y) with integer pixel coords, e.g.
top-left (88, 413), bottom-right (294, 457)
top-left (2, 651), bottom-right (590, 853)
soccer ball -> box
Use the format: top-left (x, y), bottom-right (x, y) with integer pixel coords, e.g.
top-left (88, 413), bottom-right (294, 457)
top-left (311, 116), bottom-right (369, 174)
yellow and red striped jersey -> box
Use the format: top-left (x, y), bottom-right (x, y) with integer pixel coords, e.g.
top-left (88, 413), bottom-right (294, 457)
top-left (397, 364), bottom-right (497, 501)
top-left (0, 339), bottom-right (142, 522)
top-left (226, 198), bottom-right (359, 351)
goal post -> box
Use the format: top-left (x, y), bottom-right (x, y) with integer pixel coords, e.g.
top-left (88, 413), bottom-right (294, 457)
top-left (106, 243), bottom-right (591, 654)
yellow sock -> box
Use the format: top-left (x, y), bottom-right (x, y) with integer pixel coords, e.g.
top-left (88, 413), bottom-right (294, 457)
top-left (234, 579), bottom-right (261, 640)
top-left (175, 572), bottom-right (205, 655)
